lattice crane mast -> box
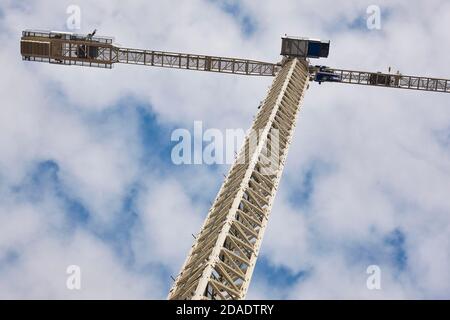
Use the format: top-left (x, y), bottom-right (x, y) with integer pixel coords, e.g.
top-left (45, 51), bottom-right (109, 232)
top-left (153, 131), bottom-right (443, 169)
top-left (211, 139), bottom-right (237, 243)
top-left (20, 29), bottom-right (450, 300)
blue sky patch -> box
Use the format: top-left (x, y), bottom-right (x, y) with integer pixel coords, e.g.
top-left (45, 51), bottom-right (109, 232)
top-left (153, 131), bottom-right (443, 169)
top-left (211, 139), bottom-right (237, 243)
top-left (252, 257), bottom-right (309, 298)
top-left (286, 159), bottom-right (334, 210)
top-left (384, 228), bottom-right (408, 271)
top-left (22, 160), bottom-right (90, 226)
top-left (209, 0), bottom-right (257, 36)
top-left (343, 227), bottom-right (408, 274)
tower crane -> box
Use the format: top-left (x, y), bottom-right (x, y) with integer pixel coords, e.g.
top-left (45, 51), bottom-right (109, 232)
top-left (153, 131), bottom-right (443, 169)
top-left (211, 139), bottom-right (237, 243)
top-left (20, 29), bottom-right (450, 300)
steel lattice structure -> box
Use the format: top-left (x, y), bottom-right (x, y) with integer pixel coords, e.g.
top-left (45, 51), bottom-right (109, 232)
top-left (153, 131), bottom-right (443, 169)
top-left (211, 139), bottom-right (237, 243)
top-left (20, 29), bottom-right (450, 300)
top-left (321, 68), bottom-right (450, 93)
top-left (168, 59), bottom-right (309, 299)
top-left (117, 47), bottom-right (279, 76)
top-left (20, 30), bottom-right (279, 76)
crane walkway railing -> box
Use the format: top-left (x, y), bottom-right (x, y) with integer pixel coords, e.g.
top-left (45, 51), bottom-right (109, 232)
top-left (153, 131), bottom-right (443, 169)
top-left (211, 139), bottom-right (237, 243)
top-left (117, 47), bottom-right (280, 76)
top-left (327, 68), bottom-right (450, 93)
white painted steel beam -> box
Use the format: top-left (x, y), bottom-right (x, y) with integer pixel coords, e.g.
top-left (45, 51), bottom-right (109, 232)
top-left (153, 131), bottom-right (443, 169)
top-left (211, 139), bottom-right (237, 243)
top-left (168, 58), bottom-right (310, 300)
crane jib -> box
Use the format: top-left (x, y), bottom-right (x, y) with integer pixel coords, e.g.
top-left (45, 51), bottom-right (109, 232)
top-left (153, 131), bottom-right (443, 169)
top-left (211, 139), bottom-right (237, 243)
top-left (324, 68), bottom-right (450, 93)
top-left (20, 30), bottom-right (449, 93)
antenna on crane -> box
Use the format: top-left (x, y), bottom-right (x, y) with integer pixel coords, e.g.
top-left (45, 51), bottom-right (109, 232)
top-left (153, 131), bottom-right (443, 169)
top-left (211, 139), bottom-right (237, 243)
top-left (87, 29), bottom-right (97, 40)
top-left (19, 29), bottom-right (450, 300)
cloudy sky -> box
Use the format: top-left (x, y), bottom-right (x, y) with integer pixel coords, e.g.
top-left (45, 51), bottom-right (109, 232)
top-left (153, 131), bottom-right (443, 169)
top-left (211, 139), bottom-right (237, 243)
top-left (0, 0), bottom-right (449, 299)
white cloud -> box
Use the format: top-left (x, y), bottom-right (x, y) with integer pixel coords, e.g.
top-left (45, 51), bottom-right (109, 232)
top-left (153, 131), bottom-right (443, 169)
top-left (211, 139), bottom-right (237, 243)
top-left (131, 178), bottom-right (205, 272)
top-left (0, 230), bottom-right (159, 299)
